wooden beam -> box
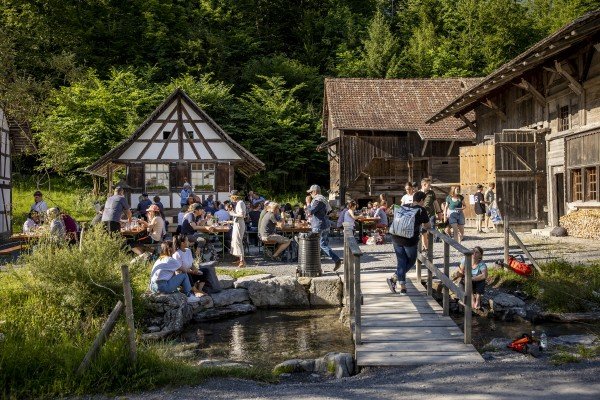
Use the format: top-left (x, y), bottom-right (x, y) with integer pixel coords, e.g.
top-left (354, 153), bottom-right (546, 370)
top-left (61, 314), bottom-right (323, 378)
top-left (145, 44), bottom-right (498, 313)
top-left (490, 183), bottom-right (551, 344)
top-left (421, 140), bottom-right (428, 157)
top-left (594, 43), bottom-right (600, 53)
top-left (446, 141), bottom-right (455, 157)
top-left (555, 60), bottom-right (583, 95)
top-left (514, 93), bottom-right (532, 104)
top-left (457, 114), bottom-right (477, 134)
top-left (582, 47), bottom-right (595, 82)
top-left (508, 228), bottom-right (542, 274)
top-left (514, 78), bottom-right (546, 106)
top-left (498, 145), bottom-right (534, 171)
top-left (481, 99), bottom-right (507, 121)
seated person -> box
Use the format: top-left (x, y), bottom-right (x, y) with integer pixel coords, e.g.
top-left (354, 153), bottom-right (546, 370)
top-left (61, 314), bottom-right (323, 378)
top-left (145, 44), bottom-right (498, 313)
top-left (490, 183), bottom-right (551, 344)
top-left (293, 204), bottom-right (306, 221)
top-left (149, 241), bottom-right (201, 304)
top-left (343, 201), bottom-right (358, 233)
top-left (374, 201), bottom-right (389, 229)
top-left (176, 205), bottom-right (187, 235)
top-left (248, 203), bottom-right (261, 230)
top-left (60, 210), bottom-right (79, 243)
top-left (137, 193), bottom-right (152, 220)
top-left (180, 203), bottom-right (212, 256)
top-left (258, 202), bottom-right (291, 260)
top-left (214, 203), bottom-right (230, 223)
top-left (46, 207), bottom-right (66, 242)
top-left (23, 211), bottom-right (40, 233)
top-left (131, 205), bottom-right (165, 255)
top-left (455, 246), bottom-right (488, 310)
top-left (172, 234), bottom-right (211, 296)
top-left (336, 205), bottom-right (348, 229)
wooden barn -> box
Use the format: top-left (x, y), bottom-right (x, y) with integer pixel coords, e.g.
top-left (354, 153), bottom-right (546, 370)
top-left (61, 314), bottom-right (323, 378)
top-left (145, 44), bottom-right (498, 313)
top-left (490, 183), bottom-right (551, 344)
top-left (428, 9), bottom-right (600, 230)
top-left (87, 88), bottom-right (264, 209)
top-left (0, 109), bottom-right (11, 240)
top-left (319, 78), bottom-right (481, 204)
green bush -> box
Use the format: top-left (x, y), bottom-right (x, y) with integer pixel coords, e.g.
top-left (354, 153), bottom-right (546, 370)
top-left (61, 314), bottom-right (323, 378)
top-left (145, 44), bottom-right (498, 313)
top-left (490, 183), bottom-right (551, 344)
top-left (0, 227), bottom-right (272, 398)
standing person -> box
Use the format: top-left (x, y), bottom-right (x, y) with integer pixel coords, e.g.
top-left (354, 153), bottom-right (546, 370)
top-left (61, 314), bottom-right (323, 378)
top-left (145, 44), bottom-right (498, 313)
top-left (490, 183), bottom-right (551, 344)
top-left (172, 234), bottom-right (210, 295)
top-left (306, 184), bottom-right (342, 271)
top-left (342, 200), bottom-right (358, 234)
top-left (484, 183), bottom-right (496, 231)
top-left (149, 241), bottom-right (201, 303)
top-left (229, 190), bottom-right (247, 268)
top-left (401, 182), bottom-right (415, 205)
top-left (101, 187), bottom-right (132, 233)
top-left (420, 178), bottom-right (440, 251)
top-left (336, 203), bottom-right (348, 229)
top-left (443, 186), bottom-right (466, 243)
top-left (31, 191), bottom-right (48, 216)
top-left (473, 185), bottom-right (486, 234)
top-left (455, 246), bottom-right (488, 310)
top-left (180, 183), bottom-right (193, 208)
top-left (386, 191), bottom-right (431, 294)
top-left (137, 193), bottom-right (152, 220)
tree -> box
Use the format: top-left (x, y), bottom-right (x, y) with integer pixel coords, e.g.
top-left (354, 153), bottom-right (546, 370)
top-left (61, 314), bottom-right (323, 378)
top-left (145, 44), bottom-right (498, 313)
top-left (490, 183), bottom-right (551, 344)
top-left (233, 76), bottom-right (325, 192)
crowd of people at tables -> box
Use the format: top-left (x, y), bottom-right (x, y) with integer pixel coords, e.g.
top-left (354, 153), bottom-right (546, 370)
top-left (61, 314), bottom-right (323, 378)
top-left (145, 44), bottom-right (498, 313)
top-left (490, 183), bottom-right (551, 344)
top-left (22, 191), bottom-right (79, 243)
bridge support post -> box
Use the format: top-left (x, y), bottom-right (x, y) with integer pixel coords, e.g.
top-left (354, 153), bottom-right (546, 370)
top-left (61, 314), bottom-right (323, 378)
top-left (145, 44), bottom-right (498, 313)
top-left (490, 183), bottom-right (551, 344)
top-left (443, 242), bottom-right (450, 316)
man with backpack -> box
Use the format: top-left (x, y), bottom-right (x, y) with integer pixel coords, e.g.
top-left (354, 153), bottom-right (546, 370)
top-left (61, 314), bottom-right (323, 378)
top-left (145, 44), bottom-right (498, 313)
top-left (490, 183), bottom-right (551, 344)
top-left (386, 191), bottom-right (431, 294)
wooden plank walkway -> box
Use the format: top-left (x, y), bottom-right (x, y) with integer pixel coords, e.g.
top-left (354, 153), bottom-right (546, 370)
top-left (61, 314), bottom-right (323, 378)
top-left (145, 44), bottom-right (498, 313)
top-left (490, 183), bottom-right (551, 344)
top-left (355, 270), bottom-right (484, 366)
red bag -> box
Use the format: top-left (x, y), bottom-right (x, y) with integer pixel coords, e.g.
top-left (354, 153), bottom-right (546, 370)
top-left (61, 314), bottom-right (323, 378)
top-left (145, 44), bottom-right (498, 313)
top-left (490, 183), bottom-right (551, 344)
top-left (508, 255), bottom-right (533, 276)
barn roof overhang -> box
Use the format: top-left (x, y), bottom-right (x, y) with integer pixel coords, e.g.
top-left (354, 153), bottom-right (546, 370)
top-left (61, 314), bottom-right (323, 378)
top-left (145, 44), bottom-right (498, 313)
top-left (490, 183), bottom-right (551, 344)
top-left (427, 9), bottom-right (600, 124)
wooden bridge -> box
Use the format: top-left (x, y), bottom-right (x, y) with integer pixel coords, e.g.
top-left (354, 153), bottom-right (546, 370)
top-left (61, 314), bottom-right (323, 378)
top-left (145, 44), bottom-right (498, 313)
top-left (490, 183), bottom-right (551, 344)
top-left (343, 229), bottom-right (484, 367)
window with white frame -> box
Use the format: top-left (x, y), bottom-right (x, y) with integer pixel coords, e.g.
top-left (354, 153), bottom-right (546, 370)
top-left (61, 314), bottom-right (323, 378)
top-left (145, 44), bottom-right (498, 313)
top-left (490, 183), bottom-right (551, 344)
top-left (145, 164), bottom-right (170, 191)
top-left (191, 163), bottom-right (215, 191)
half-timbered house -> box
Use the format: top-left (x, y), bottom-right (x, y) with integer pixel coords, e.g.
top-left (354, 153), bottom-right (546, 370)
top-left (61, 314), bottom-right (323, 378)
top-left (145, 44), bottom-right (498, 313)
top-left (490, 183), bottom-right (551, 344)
top-left (87, 88), bottom-right (264, 209)
top-left (428, 10), bottom-right (600, 230)
top-left (319, 78), bottom-right (481, 204)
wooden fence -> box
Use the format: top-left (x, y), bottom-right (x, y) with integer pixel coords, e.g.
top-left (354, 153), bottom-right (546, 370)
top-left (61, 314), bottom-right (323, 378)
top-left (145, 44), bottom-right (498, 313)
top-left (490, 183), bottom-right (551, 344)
top-left (343, 227), bottom-right (363, 344)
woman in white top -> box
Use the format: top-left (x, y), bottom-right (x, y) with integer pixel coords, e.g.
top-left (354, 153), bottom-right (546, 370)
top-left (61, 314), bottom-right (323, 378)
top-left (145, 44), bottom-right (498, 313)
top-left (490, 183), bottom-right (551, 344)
top-left (401, 182), bottom-right (415, 205)
top-left (149, 241), bottom-right (201, 303)
top-left (229, 190), bottom-right (247, 268)
top-left (172, 234), bottom-right (210, 295)
top-left (23, 211), bottom-right (40, 234)
top-left (138, 204), bottom-right (165, 242)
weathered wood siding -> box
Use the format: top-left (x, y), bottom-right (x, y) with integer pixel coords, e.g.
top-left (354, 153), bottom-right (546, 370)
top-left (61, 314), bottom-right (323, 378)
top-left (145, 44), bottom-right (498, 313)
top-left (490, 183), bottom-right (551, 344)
top-left (459, 145), bottom-right (495, 221)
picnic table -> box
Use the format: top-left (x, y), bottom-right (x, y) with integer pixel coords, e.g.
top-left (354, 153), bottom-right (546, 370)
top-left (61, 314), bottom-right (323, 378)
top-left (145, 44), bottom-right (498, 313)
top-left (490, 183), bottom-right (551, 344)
top-left (10, 233), bottom-right (44, 242)
top-left (277, 223), bottom-right (312, 237)
top-left (355, 216), bottom-right (380, 240)
top-left (195, 225), bottom-right (231, 258)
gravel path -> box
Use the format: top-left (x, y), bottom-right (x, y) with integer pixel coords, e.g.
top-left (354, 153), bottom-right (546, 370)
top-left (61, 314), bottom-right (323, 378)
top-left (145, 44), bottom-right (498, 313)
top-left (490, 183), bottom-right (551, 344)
top-left (216, 228), bottom-right (600, 278)
top-left (92, 358), bottom-right (600, 400)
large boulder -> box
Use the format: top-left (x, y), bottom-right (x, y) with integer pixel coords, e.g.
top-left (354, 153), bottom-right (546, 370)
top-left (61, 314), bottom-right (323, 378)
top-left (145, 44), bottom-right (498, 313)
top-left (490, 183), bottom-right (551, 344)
top-left (309, 276), bottom-right (343, 306)
top-left (142, 292), bottom-right (213, 338)
top-left (193, 303), bottom-right (256, 321)
top-left (233, 274), bottom-right (274, 288)
top-left (210, 288), bottom-right (250, 307)
top-left (218, 275), bottom-right (236, 289)
top-left (314, 352), bottom-right (355, 378)
top-left (550, 226), bottom-right (568, 237)
top-left (238, 276), bottom-right (309, 308)
top-left (489, 292), bottom-right (526, 320)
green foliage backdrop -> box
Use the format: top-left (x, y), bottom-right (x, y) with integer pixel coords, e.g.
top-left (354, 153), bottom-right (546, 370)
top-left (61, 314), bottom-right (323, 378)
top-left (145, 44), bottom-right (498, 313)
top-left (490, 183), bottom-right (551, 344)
top-left (0, 0), bottom-right (597, 190)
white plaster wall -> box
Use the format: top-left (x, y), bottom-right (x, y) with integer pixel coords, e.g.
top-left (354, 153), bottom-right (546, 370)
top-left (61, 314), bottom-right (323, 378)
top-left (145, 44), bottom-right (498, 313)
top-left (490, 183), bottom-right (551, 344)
top-left (208, 142), bottom-right (241, 159)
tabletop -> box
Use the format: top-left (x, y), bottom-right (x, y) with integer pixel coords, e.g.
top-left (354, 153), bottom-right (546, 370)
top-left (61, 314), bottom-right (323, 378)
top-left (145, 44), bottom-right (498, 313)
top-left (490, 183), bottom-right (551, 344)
top-left (278, 224), bottom-right (312, 233)
top-left (195, 225), bottom-right (231, 233)
top-left (10, 233), bottom-right (43, 242)
top-left (356, 216), bottom-right (381, 223)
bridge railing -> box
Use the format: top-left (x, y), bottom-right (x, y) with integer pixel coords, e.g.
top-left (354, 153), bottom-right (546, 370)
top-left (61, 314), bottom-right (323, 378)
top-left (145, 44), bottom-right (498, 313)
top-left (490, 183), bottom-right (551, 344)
top-left (343, 226), bottom-right (363, 344)
top-left (416, 229), bottom-right (474, 344)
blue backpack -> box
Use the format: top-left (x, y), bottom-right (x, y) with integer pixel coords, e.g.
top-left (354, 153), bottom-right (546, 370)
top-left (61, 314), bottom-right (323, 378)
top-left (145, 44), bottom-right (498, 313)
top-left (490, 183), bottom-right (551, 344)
top-left (389, 205), bottom-right (419, 238)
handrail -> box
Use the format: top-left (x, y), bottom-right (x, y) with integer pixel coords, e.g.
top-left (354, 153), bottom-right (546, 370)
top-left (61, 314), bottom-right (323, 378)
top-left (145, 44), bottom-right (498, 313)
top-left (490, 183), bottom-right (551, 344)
top-left (342, 226), bottom-right (363, 345)
top-left (416, 228), bottom-right (474, 344)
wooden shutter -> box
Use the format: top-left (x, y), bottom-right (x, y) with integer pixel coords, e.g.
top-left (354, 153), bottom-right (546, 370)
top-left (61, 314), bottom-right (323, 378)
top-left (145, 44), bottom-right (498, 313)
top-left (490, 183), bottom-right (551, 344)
top-left (169, 163), bottom-right (178, 191)
top-left (127, 163), bottom-right (144, 189)
top-left (215, 163), bottom-right (230, 192)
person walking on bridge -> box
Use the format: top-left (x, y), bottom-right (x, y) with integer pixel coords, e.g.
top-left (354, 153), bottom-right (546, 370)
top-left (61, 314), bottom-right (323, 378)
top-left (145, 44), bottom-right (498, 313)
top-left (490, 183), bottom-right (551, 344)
top-left (387, 191), bottom-right (431, 295)
top-left (306, 184), bottom-right (342, 271)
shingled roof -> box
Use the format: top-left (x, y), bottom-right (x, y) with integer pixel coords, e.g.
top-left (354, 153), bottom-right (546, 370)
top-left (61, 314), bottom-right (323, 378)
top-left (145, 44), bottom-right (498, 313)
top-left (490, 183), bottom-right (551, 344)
top-left (322, 78), bottom-right (482, 141)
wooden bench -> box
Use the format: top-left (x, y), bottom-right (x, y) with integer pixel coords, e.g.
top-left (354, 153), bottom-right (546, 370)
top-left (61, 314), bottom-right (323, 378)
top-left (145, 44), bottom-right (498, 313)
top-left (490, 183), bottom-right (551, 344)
top-left (0, 244), bottom-right (24, 256)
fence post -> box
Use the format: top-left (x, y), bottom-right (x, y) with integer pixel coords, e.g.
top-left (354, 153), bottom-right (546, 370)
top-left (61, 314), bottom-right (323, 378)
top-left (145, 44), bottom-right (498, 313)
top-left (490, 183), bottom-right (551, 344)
top-left (121, 265), bottom-right (137, 365)
top-left (464, 254), bottom-right (473, 344)
top-left (353, 256), bottom-right (361, 344)
top-left (443, 242), bottom-right (450, 316)
top-left (426, 232), bottom-right (433, 297)
top-left (416, 238), bottom-right (422, 283)
top-left (343, 232), bottom-right (349, 310)
top-left (503, 214), bottom-right (510, 266)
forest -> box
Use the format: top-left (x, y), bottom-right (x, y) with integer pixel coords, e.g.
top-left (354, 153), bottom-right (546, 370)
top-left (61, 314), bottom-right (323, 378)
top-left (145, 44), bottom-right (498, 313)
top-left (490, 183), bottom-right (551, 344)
top-left (0, 0), bottom-right (597, 193)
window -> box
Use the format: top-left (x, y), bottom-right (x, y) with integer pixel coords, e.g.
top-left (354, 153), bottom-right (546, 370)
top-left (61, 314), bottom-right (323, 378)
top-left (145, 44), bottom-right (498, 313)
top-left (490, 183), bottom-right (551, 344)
top-left (586, 167), bottom-right (598, 201)
top-left (187, 131), bottom-right (194, 139)
top-left (145, 164), bottom-right (170, 191)
top-left (191, 163), bottom-right (215, 191)
top-left (558, 106), bottom-right (570, 132)
top-left (571, 169), bottom-right (582, 201)
top-left (162, 130), bottom-right (171, 140)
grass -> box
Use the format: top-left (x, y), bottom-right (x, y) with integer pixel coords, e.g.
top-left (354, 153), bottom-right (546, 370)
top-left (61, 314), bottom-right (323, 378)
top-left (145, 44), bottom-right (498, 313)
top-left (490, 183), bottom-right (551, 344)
top-left (12, 175), bottom-right (99, 232)
top-left (216, 268), bottom-right (268, 279)
top-left (488, 259), bottom-right (600, 312)
top-left (0, 228), bottom-right (274, 398)
top-left (550, 345), bottom-right (600, 365)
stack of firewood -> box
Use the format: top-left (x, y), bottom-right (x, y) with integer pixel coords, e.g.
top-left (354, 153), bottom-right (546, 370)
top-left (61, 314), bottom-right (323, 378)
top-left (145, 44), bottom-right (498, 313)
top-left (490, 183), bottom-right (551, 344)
top-left (560, 209), bottom-right (600, 240)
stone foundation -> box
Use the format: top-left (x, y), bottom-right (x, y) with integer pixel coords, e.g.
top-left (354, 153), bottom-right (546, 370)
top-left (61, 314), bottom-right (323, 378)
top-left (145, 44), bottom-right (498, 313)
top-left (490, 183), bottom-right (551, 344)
top-left (142, 274), bottom-right (343, 339)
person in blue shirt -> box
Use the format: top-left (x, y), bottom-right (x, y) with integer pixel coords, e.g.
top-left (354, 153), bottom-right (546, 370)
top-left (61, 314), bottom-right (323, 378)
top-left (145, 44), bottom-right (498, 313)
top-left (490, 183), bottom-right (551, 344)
top-left (306, 184), bottom-right (342, 271)
top-left (180, 183), bottom-right (193, 207)
top-left (455, 246), bottom-right (488, 310)
top-left (137, 193), bottom-right (152, 220)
